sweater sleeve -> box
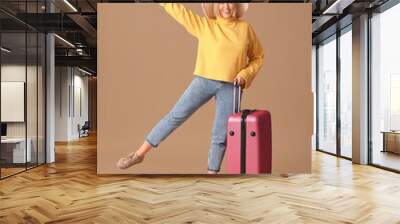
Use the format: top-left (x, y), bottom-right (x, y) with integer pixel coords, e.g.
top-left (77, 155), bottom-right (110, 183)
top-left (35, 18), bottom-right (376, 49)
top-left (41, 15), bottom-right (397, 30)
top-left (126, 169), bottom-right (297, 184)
top-left (237, 25), bottom-right (264, 89)
top-left (159, 3), bottom-right (209, 38)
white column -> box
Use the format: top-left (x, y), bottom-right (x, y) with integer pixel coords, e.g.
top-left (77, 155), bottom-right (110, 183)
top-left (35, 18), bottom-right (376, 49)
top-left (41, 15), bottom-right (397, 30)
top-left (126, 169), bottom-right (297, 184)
top-left (46, 1), bottom-right (56, 163)
top-left (352, 14), bottom-right (369, 164)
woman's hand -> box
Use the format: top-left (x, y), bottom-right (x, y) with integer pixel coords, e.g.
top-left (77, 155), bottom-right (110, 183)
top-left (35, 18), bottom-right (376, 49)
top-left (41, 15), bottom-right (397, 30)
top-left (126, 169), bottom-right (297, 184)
top-left (234, 75), bottom-right (246, 89)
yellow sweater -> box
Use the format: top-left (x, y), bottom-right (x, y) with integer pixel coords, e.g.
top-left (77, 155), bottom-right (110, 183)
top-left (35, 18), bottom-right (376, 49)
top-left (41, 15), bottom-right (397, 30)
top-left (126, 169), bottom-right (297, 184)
top-left (160, 3), bottom-right (264, 89)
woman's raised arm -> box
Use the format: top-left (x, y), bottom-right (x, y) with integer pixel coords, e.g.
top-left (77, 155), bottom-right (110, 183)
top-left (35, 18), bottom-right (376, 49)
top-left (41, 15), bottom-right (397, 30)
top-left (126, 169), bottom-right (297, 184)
top-left (237, 25), bottom-right (264, 89)
top-left (159, 3), bottom-right (209, 38)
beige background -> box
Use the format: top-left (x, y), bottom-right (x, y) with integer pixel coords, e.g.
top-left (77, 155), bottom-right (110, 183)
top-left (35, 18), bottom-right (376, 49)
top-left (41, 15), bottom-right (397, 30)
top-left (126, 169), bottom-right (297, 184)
top-left (98, 3), bottom-right (312, 174)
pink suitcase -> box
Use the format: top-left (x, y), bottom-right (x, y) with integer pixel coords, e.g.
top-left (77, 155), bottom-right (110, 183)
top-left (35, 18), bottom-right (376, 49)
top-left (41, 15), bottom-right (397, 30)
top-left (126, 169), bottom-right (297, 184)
top-left (226, 83), bottom-right (272, 174)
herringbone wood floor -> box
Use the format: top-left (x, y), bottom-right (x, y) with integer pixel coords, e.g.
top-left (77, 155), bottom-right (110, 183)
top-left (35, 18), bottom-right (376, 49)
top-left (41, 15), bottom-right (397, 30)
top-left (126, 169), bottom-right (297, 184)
top-left (1, 135), bottom-right (400, 224)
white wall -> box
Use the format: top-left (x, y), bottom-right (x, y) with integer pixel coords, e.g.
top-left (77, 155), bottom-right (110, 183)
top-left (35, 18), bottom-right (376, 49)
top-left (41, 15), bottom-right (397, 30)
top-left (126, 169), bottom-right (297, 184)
top-left (55, 67), bottom-right (89, 141)
top-left (1, 65), bottom-right (38, 138)
top-left (1, 66), bottom-right (26, 137)
top-left (78, 72), bottom-right (89, 138)
top-left (1, 82), bottom-right (25, 122)
top-left (1, 64), bottom-right (46, 164)
top-left (55, 66), bottom-right (70, 141)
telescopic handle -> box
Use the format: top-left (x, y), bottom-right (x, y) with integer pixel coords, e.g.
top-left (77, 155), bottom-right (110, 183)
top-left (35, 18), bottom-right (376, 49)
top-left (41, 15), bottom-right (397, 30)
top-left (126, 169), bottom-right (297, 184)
top-left (233, 81), bottom-right (242, 113)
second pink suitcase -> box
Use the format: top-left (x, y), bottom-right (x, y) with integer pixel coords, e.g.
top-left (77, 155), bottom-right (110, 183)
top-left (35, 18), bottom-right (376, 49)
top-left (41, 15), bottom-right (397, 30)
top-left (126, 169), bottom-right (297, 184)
top-left (226, 83), bottom-right (272, 174)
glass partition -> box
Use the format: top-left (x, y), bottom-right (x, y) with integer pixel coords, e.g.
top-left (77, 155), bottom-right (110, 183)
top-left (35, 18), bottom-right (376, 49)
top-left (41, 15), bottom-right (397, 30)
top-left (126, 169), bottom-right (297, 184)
top-left (0, 1), bottom-right (46, 179)
top-left (27, 31), bottom-right (38, 169)
top-left (1, 31), bottom-right (28, 177)
top-left (38, 32), bottom-right (45, 165)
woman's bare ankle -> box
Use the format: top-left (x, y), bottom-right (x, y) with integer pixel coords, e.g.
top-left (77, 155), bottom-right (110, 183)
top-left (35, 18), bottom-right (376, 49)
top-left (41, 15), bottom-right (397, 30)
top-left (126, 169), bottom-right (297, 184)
top-left (135, 150), bottom-right (146, 157)
top-left (134, 140), bottom-right (153, 157)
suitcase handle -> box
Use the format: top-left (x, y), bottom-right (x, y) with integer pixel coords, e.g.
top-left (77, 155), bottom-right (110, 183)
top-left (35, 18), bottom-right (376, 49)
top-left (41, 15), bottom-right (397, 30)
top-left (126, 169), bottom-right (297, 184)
top-left (233, 81), bottom-right (242, 113)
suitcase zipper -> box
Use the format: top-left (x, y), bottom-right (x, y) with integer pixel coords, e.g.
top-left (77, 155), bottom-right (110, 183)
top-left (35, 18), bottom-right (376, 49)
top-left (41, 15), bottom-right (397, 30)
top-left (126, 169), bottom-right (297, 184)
top-left (240, 110), bottom-right (256, 174)
top-left (240, 110), bottom-right (251, 174)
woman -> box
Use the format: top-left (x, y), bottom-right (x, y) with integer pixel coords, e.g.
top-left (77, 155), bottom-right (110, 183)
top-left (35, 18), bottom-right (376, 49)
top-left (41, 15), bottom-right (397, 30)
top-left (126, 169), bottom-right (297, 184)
top-left (117, 3), bottom-right (264, 174)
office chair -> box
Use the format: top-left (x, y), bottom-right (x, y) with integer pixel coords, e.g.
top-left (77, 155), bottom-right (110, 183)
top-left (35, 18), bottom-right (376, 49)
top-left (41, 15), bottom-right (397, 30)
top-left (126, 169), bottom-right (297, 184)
top-left (79, 121), bottom-right (90, 138)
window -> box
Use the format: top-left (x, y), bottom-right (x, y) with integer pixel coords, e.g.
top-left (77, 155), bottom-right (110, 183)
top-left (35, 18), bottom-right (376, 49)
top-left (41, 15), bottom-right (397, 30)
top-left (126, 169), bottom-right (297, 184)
top-left (316, 25), bottom-right (353, 159)
top-left (317, 35), bottom-right (337, 154)
top-left (390, 74), bottom-right (400, 130)
top-left (340, 27), bottom-right (352, 158)
top-left (371, 2), bottom-right (400, 171)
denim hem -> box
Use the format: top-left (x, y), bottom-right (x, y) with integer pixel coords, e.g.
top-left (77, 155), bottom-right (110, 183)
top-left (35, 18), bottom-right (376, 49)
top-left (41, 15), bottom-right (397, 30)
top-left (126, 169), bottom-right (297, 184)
top-left (145, 138), bottom-right (158, 148)
top-left (207, 168), bottom-right (220, 172)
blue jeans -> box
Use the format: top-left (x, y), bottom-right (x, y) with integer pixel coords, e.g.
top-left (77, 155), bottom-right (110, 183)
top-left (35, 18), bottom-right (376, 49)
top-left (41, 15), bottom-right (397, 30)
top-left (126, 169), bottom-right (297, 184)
top-left (146, 75), bottom-right (241, 172)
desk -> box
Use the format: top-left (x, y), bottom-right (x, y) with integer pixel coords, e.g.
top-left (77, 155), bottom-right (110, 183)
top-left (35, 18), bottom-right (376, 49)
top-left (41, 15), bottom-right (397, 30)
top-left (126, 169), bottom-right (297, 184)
top-left (1, 138), bottom-right (32, 164)
top-left (382, 131), bottom-right (400, 154)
